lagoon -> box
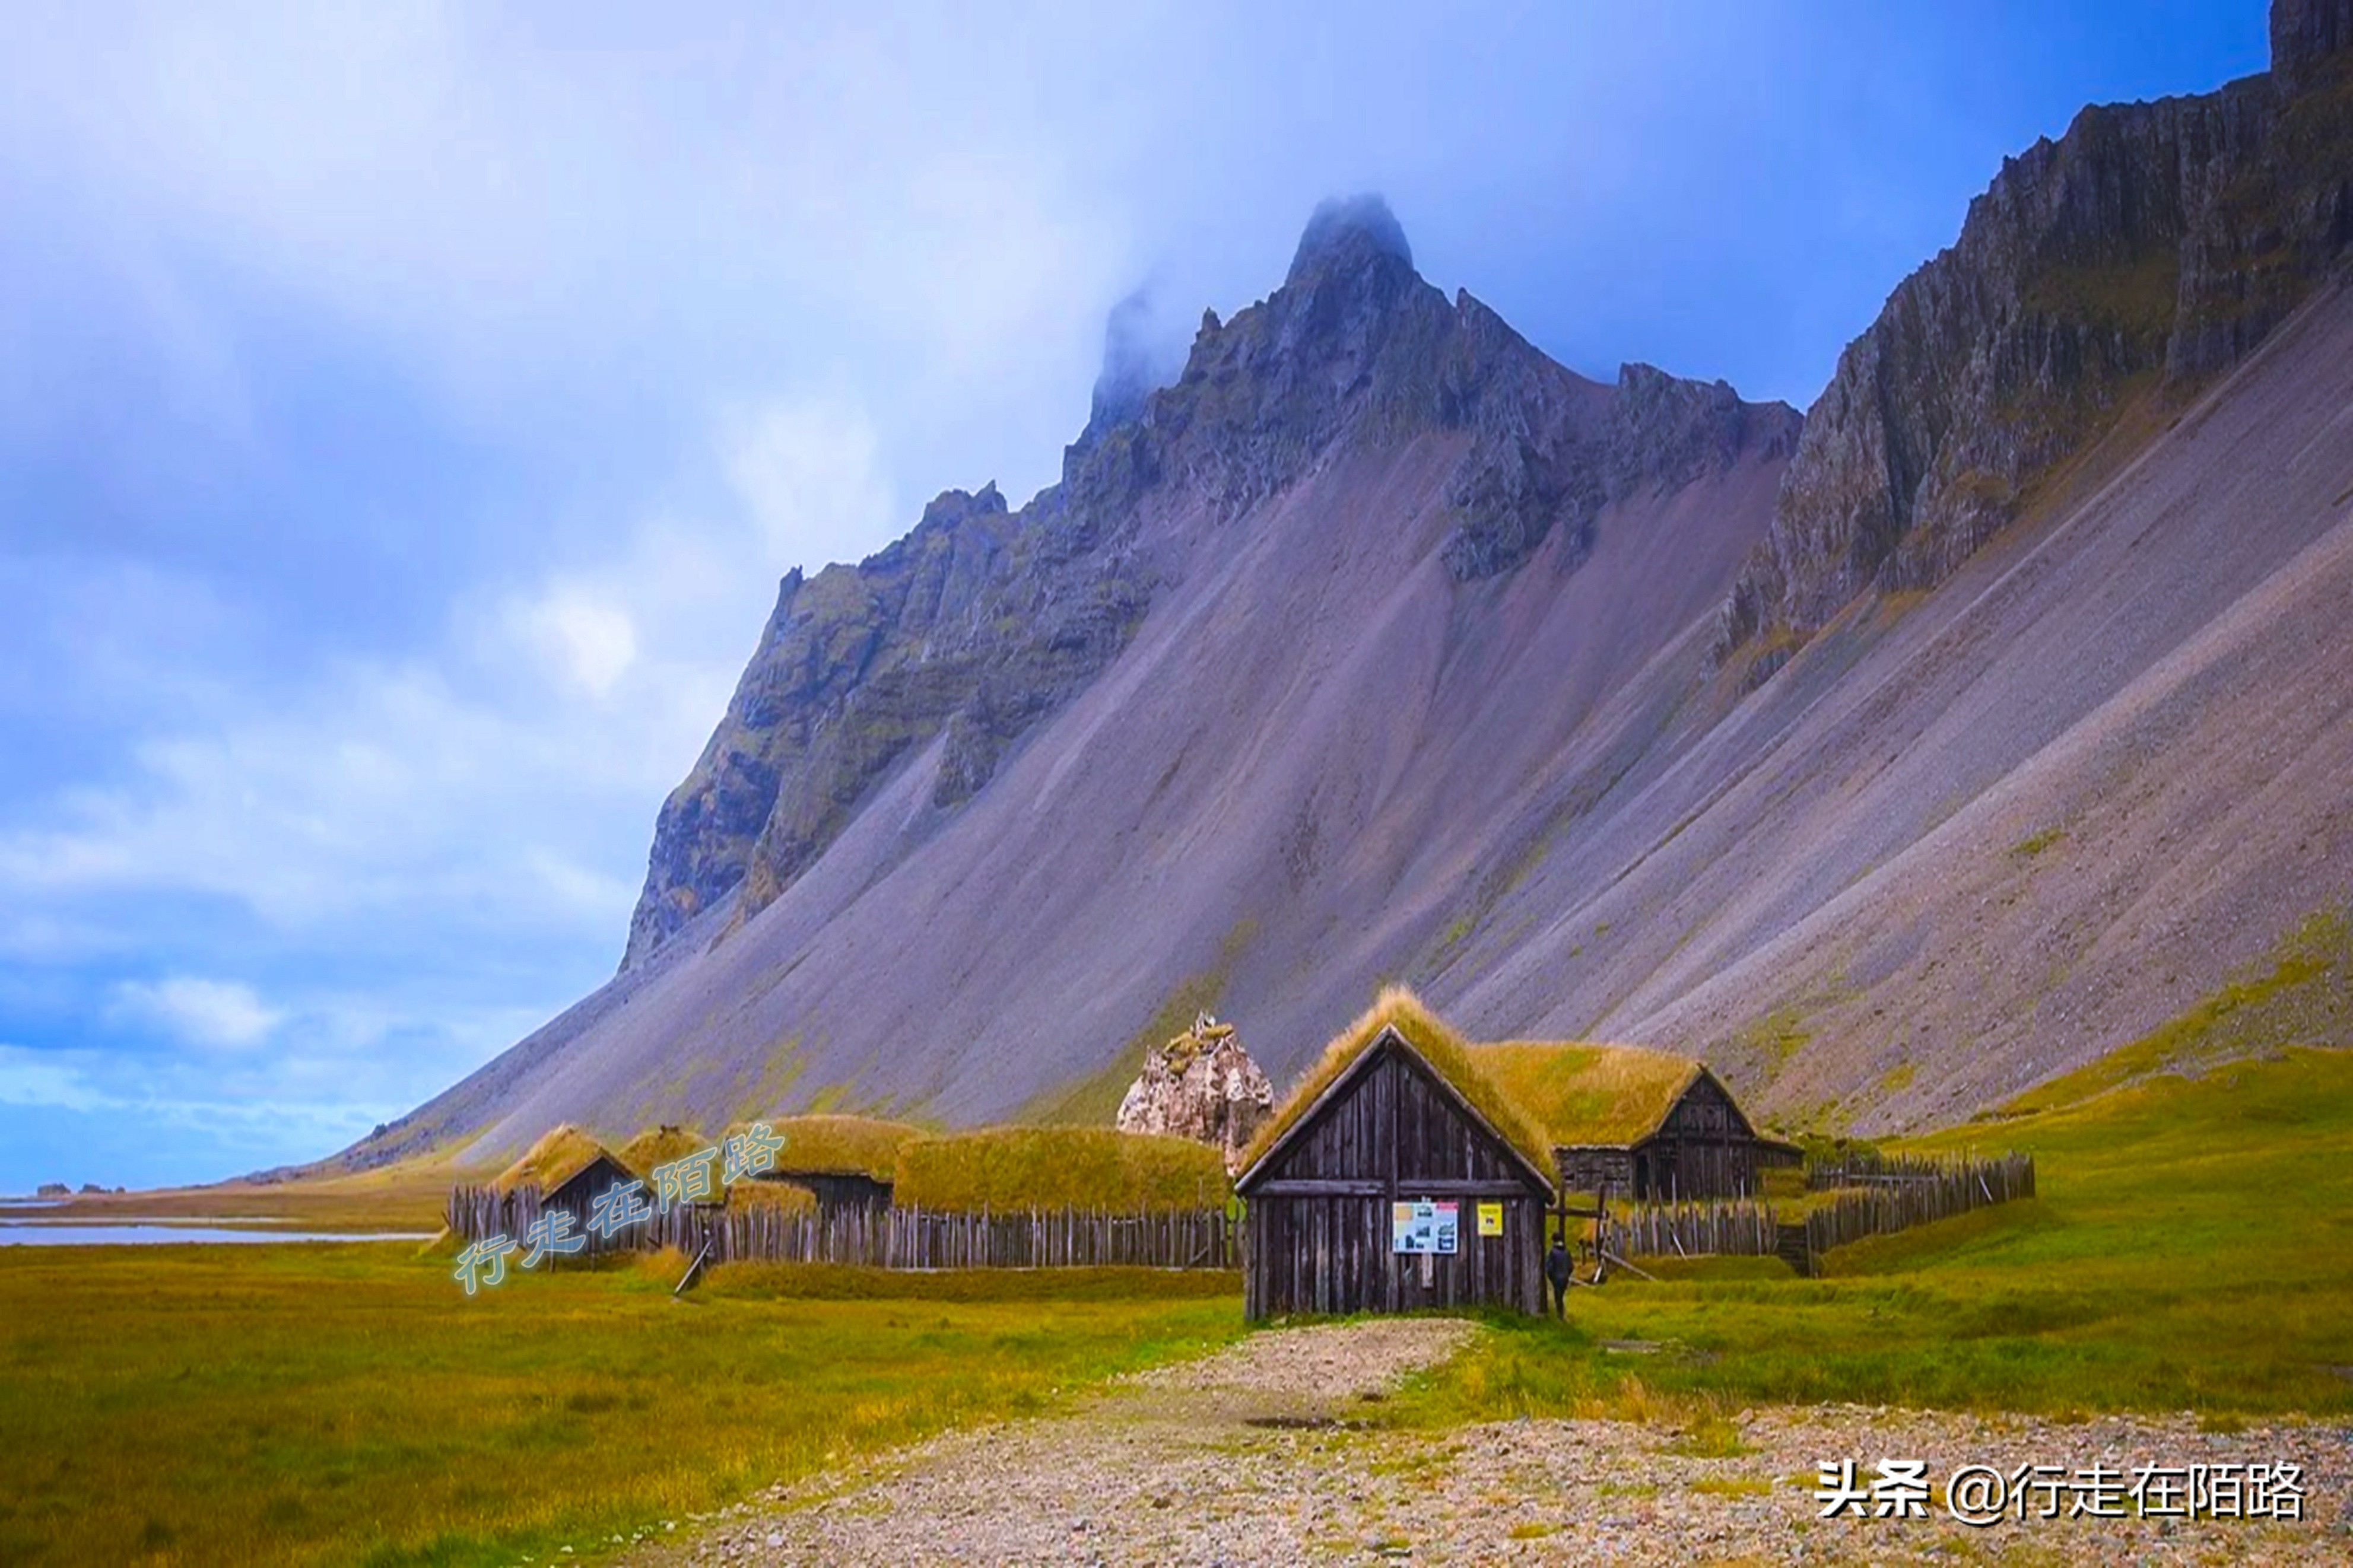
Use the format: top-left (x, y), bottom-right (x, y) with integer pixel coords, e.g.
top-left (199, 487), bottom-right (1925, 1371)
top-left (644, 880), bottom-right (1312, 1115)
top-left (0, 1219), bottom-right (436, 1246)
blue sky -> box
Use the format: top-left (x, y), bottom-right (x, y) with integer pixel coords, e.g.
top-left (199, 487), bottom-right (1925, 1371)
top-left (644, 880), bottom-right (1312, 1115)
top-left (0, 2), bottom-right (2268, 1193)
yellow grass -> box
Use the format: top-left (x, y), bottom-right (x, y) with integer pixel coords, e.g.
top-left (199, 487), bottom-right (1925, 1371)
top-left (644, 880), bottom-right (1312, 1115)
top-left (0, 1245), bottom-right (1241, 1566)
top-left (893, 1126), bottom-right (1231, 1212)
top-left (491, 1124), bottom-right (612, 1195)
top-left (1235, 987), bottom-right (1557, 1181)
top-left (726, 1114), bottom-right (926, 1179)
top-left (1469, 1040), bottom-right (1703, 1147)
top-left (615, 1123), bottom-right (716, 1181)
top-left (723, 1178), bottom-right (818, 1213)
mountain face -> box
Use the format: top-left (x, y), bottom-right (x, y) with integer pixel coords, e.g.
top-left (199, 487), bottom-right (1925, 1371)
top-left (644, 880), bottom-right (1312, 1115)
top-left (1716, 6), bottom-right (2353, 672)
top-left (350, 5), bottom-right (2353, 1173)
top-left (620, 198), bottom-right (1798, 974)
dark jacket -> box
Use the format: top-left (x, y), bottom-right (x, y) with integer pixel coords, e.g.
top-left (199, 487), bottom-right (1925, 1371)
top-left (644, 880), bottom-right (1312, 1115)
top-left (1543, 1242), bottom-right (1571, 1284)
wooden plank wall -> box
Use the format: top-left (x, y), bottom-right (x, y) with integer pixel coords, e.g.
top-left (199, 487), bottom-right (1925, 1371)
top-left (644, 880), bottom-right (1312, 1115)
top-left (1560, 1080), bottom-right (1787, 1201)
top-left (1243, 1039), bottom-right (1547, 1319)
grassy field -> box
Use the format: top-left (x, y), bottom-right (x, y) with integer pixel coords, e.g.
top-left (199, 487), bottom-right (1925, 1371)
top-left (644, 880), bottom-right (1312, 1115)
top-left (9, 974), bottom-right (2349, 1565)
top-left (0, 1248), bottom-right (1241, 1567)
top-left (1391, 1045), bottom-right (2353, 1427)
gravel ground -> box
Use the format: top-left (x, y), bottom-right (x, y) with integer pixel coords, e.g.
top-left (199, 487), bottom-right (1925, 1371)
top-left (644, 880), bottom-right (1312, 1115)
top-left (616, 1321), bottom-right (2353, 1566)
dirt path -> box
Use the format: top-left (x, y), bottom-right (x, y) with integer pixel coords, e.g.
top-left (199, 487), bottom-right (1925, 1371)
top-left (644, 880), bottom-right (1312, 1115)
top-left (623, 1321), bottom-right (2352, 1565)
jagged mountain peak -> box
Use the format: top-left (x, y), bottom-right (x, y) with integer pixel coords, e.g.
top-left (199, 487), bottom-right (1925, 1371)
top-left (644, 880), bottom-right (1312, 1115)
top-left (598, 193), bottom-right (1802, 975)
top-left (344, 6), bottom-right (2353, 1183)
top-left (917, 482), bottom-right (1006, 529)
top-left (1286, 193), bottom-right (1414, 284)
top-left (1074, 289), bottom-right (1176, 454)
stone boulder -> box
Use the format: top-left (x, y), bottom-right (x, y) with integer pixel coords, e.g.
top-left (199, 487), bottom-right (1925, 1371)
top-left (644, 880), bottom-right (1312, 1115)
top-left (1116, 1013), bottom-right (1275, 1173)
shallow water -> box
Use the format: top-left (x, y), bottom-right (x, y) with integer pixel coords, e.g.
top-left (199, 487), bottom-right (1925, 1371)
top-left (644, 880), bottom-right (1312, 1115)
top-left (0, 1221), bottom-right (436, 1246)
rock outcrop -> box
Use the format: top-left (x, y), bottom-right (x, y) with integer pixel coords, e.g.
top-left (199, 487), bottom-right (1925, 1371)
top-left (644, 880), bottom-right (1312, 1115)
top-left (1716, 0), bottom-right (2353, 667)
top-left (1072, 288), bottom-right (1168, 454)
top-left (623, 196), bottom-right (1796, 968)
top-left (2275, 0), bottom-right (2353, 91)
top-left (1115, 1014), bottom-right (1275, 1173)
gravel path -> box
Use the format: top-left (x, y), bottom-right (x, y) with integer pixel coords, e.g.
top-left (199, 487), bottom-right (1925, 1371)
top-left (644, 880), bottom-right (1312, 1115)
top-left (618, 1321), bottom-right (2353, 1565)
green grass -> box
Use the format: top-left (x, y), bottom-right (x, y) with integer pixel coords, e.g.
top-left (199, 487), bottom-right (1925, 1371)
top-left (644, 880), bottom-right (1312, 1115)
top-left (1992, 907), bottom-right (2351, 1116)
top-left (1386, 1045), bottom-right (2353, 1427)
top-left (1735, 1005), bottom-right (1813, 1068)
top-left (717, 1114), bottom-right (925, 1179)
top-left (2009, 825), bottom-right (2067, 859)
top-left (893, 1125), bottom-right (1232, 1212)
top-left (0, 1246), bottom-right (1240, 1567)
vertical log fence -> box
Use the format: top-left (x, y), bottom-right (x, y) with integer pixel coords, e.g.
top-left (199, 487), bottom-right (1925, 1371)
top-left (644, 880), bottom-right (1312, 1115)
top-left (1802, 1152), bottom-right (2036, 1254)
top-left (1600, 1199), bottom-right (1780, 1259)
top-left (1584, 1150), bottom-right (2036, 1268)
top-left (445, 1185), bottom-right (1237, 1271)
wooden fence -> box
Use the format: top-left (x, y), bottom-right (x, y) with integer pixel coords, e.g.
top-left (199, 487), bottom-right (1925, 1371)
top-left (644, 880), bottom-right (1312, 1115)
top-left (446, 1185), bottom-right (1237, 1271)
top-left (1579, 1150), bottom-right (2036, 1267)
top-left (1802, 1153), bottom-right (2037, 1254)
top-left (1806, 1148), bottom-right (2031, 1191)
top-left (1600, 1199), bottom-right (1780, 1259)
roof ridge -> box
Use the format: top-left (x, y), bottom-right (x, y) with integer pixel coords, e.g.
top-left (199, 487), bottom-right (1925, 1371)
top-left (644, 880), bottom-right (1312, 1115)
top-left (1235, 988), bottom-right (1558, 1187)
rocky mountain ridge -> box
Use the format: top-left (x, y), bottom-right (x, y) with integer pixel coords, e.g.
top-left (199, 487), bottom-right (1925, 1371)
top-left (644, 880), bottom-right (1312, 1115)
top-left (623, 196), bottom-right (1798, 970)
top-left (339, 2), bottom-right (2353, 1175)
top-left (1716, 1), bottom-right (2352, 669)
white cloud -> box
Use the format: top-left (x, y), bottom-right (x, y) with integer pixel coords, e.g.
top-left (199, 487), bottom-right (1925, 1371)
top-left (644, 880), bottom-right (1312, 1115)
top-left (509, 582), bottom-right (640, 698)
top-left (110, 976), bottom-right (284, 1051)
top-left (0, 1037), bottom-right (416, 1175)
top-left (722, 396), bottom-right (901, 575)
top-left (0, 659), bottom-right (636, 934)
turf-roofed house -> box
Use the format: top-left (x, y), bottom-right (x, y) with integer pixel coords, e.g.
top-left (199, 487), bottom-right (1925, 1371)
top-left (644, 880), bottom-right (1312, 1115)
top-left (1234, 990), bottom-right (1792, 1318)
top-left (1234, 991), bottom-right (1557, 1319)
top-left (740, 1115), bottom-right (923, 1210)
top-left (1472, 1041), bottom-right (1799, 1203)
top-left (493, 1126), bottom-right (637, 1248)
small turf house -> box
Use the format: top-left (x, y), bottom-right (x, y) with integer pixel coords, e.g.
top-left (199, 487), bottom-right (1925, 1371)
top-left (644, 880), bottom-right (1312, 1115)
top-left (737, 1115), bottom-right (923, 1210)
top-left (1234, 991), bottom-right (1793, 1318)
top-left (492, 1125), bottom-right (640, 1252)
top-left (1233, 993), bottom-right (1556, 1319)
top-left (1472, 1041), bottom-right (1800, 1202)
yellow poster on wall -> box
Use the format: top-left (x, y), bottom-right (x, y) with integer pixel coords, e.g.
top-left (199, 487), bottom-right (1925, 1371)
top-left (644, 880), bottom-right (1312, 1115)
top-left (1476, 1201), bottom-right (1503, 1237)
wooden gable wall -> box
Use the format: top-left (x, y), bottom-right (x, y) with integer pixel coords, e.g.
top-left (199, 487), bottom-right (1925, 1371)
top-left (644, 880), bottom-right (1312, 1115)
top-left (1243, 1033), bottom-right (1548, 1319)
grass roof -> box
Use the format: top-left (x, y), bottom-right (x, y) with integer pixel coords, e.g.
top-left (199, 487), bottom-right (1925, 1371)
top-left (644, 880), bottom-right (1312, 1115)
top-left (1234, 987), bottom-right (1558, 1184)
top-left (491, 1125), bottom-right (614, 1197)
top-left (723, 1178), bottom-right (818, 1214)
top-left (893, 1127), bottom-right (1231, 1213)
top-left (722, 1115), bottom-right (925, 1181)
top-left (615, 1124), bottom-right (716, 1181)
top-left (613, 1124), bottom-right (741, 1208)
top-left (1466, 1041), bottom-right (1704, 1148)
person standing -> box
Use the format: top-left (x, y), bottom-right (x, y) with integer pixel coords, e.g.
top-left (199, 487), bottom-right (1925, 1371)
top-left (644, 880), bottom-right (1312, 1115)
top-left (1544, 1230), bottom-right (1572, 1316)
